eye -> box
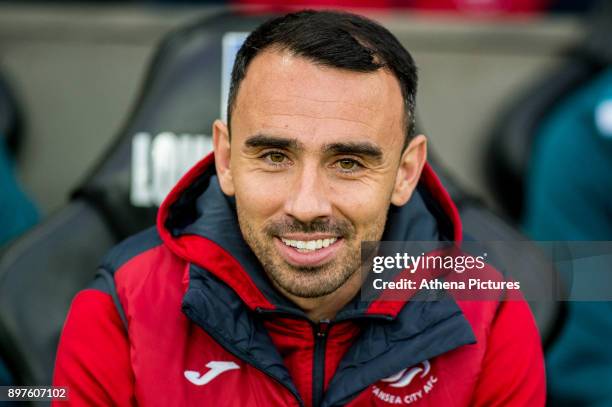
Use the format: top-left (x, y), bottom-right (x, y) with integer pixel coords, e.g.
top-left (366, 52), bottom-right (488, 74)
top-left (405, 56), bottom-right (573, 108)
top-left (335, 158), bottom-right (362, 172)
top-left (261, 151), bottom-right (290, 166)
top-left (268, 152), bottom-right (286, 163)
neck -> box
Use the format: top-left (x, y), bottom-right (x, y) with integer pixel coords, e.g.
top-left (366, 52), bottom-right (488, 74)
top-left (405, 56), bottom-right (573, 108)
top-left (276, 269), bottom-right (364, 322)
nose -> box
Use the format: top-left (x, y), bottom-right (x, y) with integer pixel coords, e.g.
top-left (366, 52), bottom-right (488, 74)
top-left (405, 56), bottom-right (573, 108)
top-left (284, 162), bottom-right (333, 223)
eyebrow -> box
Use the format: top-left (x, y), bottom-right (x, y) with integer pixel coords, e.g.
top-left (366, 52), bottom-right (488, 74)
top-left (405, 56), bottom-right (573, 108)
top-left (244, 134), bottom-right (301, 150)
top-left (323, 141), bottom-right (383, 162)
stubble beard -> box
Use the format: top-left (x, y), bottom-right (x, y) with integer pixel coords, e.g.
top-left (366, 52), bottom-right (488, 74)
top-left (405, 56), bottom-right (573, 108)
top-left (236, 205), bottom-right (388, 299)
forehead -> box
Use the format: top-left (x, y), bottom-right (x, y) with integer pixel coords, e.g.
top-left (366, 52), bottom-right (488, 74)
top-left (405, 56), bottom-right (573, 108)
top-left (231, 49), bottom-right (405, 149)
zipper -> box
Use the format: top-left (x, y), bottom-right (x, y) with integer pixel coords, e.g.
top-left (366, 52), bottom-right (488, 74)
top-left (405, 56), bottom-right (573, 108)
top-left (257, 309), bottom-right (387, 407)
top-left (312, 320), bottom-right (331, 407)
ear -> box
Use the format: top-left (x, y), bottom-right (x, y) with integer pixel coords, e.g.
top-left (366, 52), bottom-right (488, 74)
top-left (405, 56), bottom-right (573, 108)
top-left (212, 119), bottom-right (235, 196)
top-left (391, 134), bottom-right (427, 206)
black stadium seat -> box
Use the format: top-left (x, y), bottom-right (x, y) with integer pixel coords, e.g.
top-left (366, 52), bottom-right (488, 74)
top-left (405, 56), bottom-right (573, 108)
top-left (0, 9), bottom-right (561, 388)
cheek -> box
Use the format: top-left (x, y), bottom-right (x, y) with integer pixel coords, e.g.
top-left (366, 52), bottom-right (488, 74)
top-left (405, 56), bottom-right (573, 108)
top-left (329, 177), bottom-right (394, 229)
top-left (233, 170), bottom-right (289, 220)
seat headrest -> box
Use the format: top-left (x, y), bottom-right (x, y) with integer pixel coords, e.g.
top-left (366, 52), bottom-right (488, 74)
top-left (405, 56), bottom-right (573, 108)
top-left (74, 11), bottom-right (274, 238)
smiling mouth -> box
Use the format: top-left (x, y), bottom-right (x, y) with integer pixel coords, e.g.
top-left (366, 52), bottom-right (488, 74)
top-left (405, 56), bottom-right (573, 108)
top-left (274, 235), bottom-right (344, 267)
top-left (280, 237), bottom-right (338, 253)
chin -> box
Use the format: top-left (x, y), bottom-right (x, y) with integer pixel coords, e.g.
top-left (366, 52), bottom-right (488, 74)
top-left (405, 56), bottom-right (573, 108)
top-left (269, 262), bottom-right (353, 299)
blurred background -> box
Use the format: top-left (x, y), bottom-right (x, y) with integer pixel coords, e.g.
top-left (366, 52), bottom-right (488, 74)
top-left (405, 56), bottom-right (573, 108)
top-left (0, 0), bottom-right (611, 406)
top-left (0, 0), bottom-right (597, 217)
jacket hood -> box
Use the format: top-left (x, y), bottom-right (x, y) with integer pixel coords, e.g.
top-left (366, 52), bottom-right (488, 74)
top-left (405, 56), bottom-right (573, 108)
top-left (156, 152), bottom-right (463, 318)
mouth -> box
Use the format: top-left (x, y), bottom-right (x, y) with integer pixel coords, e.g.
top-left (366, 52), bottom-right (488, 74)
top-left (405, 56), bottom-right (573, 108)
top-left (280, 237), bottom-right (338, 252)
top-left (274, 235), bottom-right (343, 268)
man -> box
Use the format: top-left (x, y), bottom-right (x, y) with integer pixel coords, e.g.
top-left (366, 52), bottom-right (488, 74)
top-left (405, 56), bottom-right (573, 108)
top-left (53, 10), bottom-right (545, 406)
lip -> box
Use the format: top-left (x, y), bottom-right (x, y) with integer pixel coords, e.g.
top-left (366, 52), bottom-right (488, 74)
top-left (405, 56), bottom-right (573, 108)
top-left (274, 236), bottom-right (343, 268)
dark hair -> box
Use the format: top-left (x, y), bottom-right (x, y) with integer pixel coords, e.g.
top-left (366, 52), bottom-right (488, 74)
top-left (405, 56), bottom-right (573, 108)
top-left (227, 10), bottom-right (418, 147)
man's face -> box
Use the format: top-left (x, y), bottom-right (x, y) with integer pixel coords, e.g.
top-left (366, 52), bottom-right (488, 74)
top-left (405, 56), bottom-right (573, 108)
top-left (214, 49), bottom-right (425, 299)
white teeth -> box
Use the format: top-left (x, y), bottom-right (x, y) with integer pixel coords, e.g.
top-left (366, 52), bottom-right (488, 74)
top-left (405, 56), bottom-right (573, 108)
top-left (280, 237), bottom-right (338, 252)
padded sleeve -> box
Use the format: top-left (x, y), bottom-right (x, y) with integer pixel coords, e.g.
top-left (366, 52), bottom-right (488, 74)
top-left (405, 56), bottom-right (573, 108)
top-left (52, 289), bottom-right (136, 406)
top-left (471, 299), bottom-right (546, 406)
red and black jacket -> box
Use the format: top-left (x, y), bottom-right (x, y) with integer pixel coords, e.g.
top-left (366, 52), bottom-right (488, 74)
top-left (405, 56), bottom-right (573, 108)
top-left (53, 154), bottom-right (545, 406)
